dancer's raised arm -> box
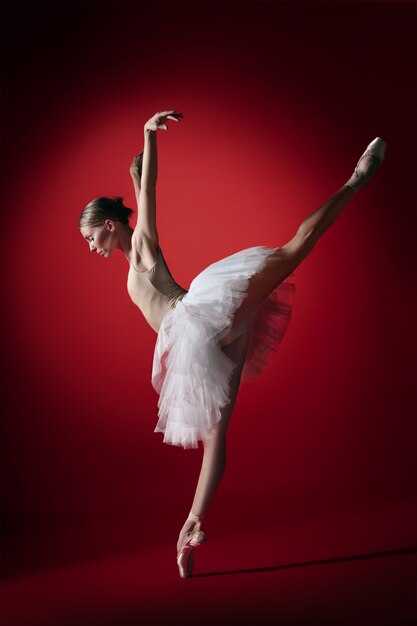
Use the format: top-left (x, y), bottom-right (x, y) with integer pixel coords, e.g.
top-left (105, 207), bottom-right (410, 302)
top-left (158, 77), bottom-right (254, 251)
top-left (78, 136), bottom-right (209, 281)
top-left (130, 110), bottom-right (184, 242)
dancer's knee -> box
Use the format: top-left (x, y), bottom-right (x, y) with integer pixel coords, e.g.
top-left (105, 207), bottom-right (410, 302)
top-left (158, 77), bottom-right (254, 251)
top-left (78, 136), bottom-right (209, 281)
top-left (276, 231), bottom-right (317, 275)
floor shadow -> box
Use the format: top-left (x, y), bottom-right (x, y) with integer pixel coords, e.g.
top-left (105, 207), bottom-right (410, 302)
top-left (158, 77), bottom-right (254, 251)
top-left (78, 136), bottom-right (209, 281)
top-left (192, 545), bottom-right (417, 578)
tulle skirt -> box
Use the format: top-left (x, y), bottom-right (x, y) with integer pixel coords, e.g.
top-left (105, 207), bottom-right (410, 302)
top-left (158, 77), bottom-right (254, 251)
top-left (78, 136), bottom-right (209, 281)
top-left (151, 246), bottom-right (296, 449)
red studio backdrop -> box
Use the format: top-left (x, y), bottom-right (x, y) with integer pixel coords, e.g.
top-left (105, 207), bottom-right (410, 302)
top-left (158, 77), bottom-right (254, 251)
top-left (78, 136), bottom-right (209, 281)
top-left (1, 0), bottom-right (416, 622)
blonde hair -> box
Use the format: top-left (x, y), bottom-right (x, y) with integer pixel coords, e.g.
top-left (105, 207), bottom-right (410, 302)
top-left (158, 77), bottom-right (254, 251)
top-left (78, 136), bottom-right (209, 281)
top-left (78, 196), bottom-right (134, 229)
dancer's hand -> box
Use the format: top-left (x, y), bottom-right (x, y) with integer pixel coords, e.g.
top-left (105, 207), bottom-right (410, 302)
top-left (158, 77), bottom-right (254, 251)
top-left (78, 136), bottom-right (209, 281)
top-left (144, 110), bottom-right (184, 132)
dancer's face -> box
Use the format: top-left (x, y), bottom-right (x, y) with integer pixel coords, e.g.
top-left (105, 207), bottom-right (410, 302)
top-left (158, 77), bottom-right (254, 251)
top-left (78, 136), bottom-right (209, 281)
top-left (80, 220), bottom-right (118, 258)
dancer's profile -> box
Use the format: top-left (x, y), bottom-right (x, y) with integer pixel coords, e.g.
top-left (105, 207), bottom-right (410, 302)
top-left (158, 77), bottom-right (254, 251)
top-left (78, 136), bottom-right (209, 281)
top-left (78, 109), bottom-right (387, 578)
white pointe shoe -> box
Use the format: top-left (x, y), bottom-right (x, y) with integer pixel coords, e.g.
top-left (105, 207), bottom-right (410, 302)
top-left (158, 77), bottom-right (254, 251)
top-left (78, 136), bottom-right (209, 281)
top-left (344, 137), bottom-right (387, 193)
top-left (177, 511), bottom-right (207, 579)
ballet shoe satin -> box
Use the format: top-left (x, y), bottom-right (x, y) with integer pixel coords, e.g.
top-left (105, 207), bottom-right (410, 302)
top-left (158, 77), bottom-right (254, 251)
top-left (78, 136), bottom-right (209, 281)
top-left (177, 528), bottom-right (207, 578)
top-left (177, 511), bottom-right (206, 578)
top-left (344, 137), bottom-right (387, 193)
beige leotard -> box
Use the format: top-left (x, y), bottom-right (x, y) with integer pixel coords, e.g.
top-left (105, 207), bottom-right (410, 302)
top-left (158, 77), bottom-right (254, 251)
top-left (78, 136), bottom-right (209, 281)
top-left (127, 245), bottom-right (188, 333)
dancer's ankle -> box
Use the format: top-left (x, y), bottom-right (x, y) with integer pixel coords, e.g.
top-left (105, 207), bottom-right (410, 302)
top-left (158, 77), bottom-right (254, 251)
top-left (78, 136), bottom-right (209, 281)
top-left (342, 182), bottom-right (358, 195)
top-left (344, 172), bottom-right (364, 194)
top-left (182, 511), bottom-right (204, 531)
top-left (188, 511), bottom-right (204, 523)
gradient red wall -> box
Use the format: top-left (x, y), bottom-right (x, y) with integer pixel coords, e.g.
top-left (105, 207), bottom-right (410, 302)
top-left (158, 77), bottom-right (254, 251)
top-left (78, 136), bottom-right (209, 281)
top-left (1, 1), bottom-right (416, 577)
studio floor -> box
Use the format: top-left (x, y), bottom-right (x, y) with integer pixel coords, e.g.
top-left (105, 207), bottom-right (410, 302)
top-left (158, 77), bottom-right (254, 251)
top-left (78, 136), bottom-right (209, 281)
top-left (1, 501), bottom-right (416, 626)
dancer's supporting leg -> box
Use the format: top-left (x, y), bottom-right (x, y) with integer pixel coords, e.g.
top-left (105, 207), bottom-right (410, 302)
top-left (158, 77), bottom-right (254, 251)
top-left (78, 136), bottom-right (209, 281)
top-left (176, 329), bottom-right (250, 552)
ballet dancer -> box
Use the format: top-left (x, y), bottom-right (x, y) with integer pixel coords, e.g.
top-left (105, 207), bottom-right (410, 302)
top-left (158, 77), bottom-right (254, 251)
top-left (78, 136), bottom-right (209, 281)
top-left (78, 110), bottom-right (387, 578)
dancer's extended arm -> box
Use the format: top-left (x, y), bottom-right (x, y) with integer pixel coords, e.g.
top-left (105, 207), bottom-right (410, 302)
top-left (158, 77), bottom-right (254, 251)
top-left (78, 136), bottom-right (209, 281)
top-left (130, 110), bottom-right (183, 242)
top-left (130, 128), bottom-right (158, 242)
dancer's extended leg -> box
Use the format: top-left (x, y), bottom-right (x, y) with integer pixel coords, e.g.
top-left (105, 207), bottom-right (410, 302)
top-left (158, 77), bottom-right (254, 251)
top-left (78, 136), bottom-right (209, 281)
top-left (232, 184), bottom-right (356, 327)
top-left (233, 138), bottom-right (387, 326)
top-left (176, 330), bottom-right (250, 552)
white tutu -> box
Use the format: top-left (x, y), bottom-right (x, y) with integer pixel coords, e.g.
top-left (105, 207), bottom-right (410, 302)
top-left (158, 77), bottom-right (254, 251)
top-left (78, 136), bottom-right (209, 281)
top-left (151, 246), bottom-right (296, 449)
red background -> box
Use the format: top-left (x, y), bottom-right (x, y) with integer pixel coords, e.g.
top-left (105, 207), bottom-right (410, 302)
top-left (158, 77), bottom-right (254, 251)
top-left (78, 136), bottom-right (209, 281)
top-left (1, 1), bottom-right (416, 624)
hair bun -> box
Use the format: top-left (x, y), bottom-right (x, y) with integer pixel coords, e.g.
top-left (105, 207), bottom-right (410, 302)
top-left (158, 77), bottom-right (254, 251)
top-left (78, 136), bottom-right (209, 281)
top-left (78, 196), bottom-right (135, 228)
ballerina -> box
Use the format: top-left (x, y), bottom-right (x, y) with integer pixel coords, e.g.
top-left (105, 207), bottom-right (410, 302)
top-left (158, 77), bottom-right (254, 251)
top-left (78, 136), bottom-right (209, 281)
top-left (78, 110), bottom-right (387, 578)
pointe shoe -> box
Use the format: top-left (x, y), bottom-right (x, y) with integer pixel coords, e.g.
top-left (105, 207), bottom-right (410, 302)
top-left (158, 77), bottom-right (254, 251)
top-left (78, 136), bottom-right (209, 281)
top-left (177, 511), bottom-right (207, 578)
top-left (344, 137), bottom-right (387, 193)
top-left (177, 528), bottom-right (206, 578)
